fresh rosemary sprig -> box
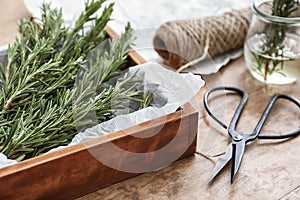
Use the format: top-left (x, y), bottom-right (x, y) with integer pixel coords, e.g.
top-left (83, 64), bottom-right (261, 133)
top-left (252, 0), bottom-right (299, 81)
top-left (0, 1), bottom-right (151, 161)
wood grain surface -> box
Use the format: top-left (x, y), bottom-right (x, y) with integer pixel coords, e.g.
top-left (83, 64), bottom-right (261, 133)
top-left (78, 58), bottom-right (300, 200)
top-left (1, 1), bottom-right (299, 199)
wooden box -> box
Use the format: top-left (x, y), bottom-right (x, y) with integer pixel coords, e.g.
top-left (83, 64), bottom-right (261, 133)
top-left (0, 27), bottom-right (198, 200)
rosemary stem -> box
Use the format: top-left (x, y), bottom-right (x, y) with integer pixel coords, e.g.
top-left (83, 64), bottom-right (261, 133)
top-left (264, 61), bottom-right (270, 81)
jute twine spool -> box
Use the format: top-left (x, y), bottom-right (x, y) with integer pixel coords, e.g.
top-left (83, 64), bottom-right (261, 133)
top-left (153, 8), bottom-right (252, 72)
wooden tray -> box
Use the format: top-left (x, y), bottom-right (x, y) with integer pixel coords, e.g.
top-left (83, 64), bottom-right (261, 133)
top-left (0, 26), bottom-right (198, 200)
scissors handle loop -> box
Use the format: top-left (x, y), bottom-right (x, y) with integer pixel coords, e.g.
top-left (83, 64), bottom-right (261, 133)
top-left (203, 86), bottom-right (248, 130)
top-left (255, 94), bottom-right (300, 140)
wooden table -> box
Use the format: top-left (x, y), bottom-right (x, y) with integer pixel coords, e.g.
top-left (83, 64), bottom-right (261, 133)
top-left (1, 1), bottom-right (299, 199)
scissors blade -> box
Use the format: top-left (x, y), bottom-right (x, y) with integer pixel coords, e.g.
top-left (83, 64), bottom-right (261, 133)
top-left (208, 144), bottom-right (233, 183)
top-left (231, 141), bottom-right (246, 184)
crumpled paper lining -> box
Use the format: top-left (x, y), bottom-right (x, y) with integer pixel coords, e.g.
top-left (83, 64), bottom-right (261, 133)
top-left (0, 61), bottom-right (204, 168)
top-left (0, 154), bottom-right (18, 169)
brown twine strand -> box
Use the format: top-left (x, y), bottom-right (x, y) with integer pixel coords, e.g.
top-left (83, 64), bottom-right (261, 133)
top-left (153, 8), bottom-right (252, 71)
top-left (177, 33), bottom-right (210, 72)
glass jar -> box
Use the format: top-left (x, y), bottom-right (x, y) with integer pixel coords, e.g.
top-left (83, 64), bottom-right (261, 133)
top-left (244, 0), bottom-right (300, 84)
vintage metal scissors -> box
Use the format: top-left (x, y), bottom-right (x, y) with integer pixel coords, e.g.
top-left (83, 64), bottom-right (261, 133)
top-left (203, 86), bottom-right (300, 184)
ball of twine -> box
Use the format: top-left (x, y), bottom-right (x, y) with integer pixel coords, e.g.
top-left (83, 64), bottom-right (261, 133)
top-left (153, 8), bottom-right (252, 72)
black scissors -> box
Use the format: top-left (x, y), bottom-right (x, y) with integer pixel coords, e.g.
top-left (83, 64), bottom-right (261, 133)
top-left (203, 86), bottom-right (300, 184)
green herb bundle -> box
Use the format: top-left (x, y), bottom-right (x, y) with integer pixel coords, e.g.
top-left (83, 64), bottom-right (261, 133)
top-left (252, 0), bottom-right (300, 80)
top-left (0, 0), bottom-right (151, 161)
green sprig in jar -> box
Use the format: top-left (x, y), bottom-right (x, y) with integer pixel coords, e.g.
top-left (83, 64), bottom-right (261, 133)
top-left (244, 0), bottom-right (300, 84)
